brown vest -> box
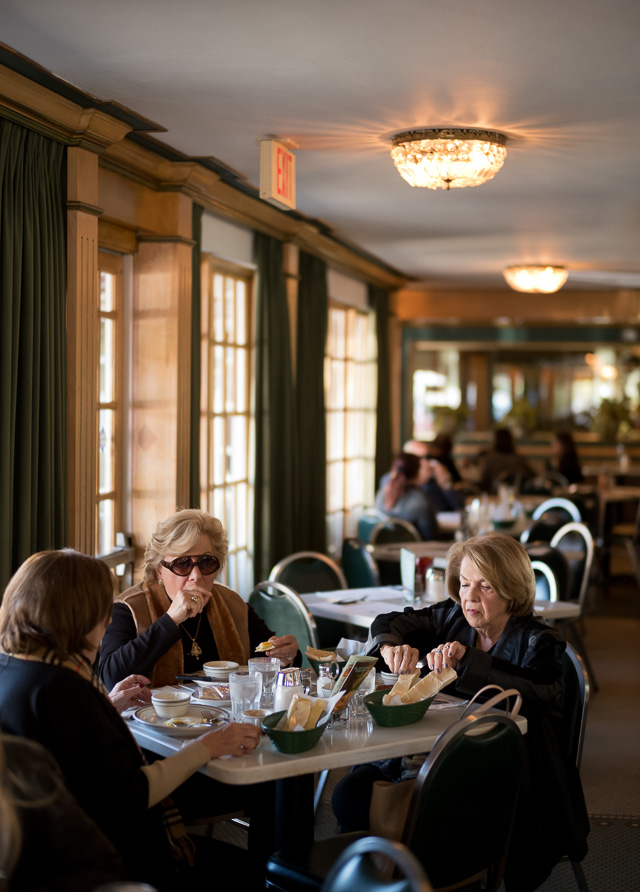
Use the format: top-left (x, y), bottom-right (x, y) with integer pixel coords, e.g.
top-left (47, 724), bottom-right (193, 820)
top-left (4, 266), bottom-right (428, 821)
top-left (115, 580), bottom-right (250, 686)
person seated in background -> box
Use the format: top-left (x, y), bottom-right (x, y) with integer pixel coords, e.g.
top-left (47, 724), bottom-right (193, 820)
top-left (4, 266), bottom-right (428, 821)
top-left (374, 452), bottom-right (440, 540)
top-left (332, 533), bottom-right (589, 892)
top-left (479, 427), bottom-right (536, 493)
top-left (0, 549), bottom-right (266, 891)
top-left (551, 431), bottom-right (584, 484)
top-left (402, 440), bottom-right (465, 512)
top-left (426, 432), bottom-right (462, 483)
top-left (0, 733), bottom-right (123, 891)
top-left (100, 508), bottom-right (299, 689)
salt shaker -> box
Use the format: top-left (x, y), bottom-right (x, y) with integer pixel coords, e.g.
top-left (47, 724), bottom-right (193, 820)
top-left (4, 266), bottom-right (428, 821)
top-left (274, 667), bottom-right (303, 712)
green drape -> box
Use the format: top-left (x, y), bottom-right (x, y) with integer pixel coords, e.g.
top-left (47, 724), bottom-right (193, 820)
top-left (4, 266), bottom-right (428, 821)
top-left (0, 121), bottom-right (66, 592)
top-left (368, 283), bottom-right (392, 487)
top-left (189, 203), bottom-right (203, 508)
top-left (296, 251), bottom-right (328, 552)
top-left (253, 233), bottom-right (298, 581)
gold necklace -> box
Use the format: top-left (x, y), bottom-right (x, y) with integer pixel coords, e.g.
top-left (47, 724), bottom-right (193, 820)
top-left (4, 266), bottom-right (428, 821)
top-left (180, 613), bottom-right (203, 659)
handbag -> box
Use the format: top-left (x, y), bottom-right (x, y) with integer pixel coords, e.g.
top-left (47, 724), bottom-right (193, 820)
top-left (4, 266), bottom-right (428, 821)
top-left (368, 685), bottom-right (522, 841)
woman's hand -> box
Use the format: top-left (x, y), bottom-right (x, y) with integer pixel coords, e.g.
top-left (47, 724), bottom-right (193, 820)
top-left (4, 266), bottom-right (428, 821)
top-left (198, 721), bottom-right (261, 759)
top-left (109, 675), bottom-right (151, 713)
top-left (380, 644), bottom-right (420, 675)
top-left (262, 634), bottom-right (299, 666)
top-left (426, 641), bottom-right (467, 674)
top-left (166, 584), bottom-right (213, 625)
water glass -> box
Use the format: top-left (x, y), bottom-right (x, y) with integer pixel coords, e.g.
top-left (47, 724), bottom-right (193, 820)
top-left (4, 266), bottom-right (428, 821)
top-left (350, 667), bottom-right (376, 717)
top-left (248, 657), bottom-right (280, 709)
top-left (229, 670), bottom-right (262, 720)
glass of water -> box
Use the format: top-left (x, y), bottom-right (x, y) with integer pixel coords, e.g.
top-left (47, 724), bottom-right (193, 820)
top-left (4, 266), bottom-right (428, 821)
top-left (248, 657), bottom-right (280, 709)
top-left (350, 667), bottom-right (376, 717)
top-left (229, 670), bottom-right (262, 720)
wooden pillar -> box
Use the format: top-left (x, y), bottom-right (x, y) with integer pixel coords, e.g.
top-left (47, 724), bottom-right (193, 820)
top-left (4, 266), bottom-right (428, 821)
top-left (131, 236), bottom-right (194, 550)
top-left (66, 147), bottom-right (101, 553)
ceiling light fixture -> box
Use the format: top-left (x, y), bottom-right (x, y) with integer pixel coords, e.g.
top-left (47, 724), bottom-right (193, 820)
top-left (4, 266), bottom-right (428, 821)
top-left (503, 265), bottom-right (569, 294)
top-left (391, 128), bottom-right (508, 190)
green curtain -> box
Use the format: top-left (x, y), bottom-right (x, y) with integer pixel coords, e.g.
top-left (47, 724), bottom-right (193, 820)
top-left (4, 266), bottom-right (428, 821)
top-left (189, 203), bottom-right (203, 508)
top-left (368, 283), bottom-right (392, 488)
top-left (0, 120), bottom-right (66, 592)
top-left (296, 251), bottom-right (328, 552)
top-left (253, 233), bottom-right (298, 581)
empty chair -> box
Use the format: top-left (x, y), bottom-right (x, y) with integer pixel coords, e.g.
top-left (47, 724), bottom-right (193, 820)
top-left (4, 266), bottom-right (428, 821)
top-left (550, 522), bottom-right (598, 692)
top-left (248, 580), bottom-right (320, 663)
top-left (370, 518), bottom-right (421, 545)
top-left (265, 713), bottom-right (525, 892)
top-left (520, 497), bottom-right (582, 544)
top-left (358, 509), bottom-right (388, 545)
top-left (321, 837), bottom-right (434, 892)
top-left (340, 538), bottom-right (380, 589)
top-left (524, 542), bottom-right (571, 602)
top-left (269, 551), bottom-right (348, 593)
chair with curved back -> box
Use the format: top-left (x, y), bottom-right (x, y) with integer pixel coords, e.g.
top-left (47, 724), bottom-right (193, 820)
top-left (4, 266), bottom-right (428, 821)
top-left (559, 645), bottom-right (591, 891)
top-left (341, 538), bottom-right (380, 589)
top-left (522, 472), bottom-right (570, 496)
top-left (264, 712), bottom-right (525, 892)
top-left (269, 551), bottom-right (348, 593)
top-left (370, 518), bottom-right (422, 545)
top-left (520, 498), bottom-right (582, 544)
top-left (524, 542), bottom-right (571, 603)
top-left (321, 837), bottom-right (434, 892)
top-left (358, 509), bottom-right (388, 545)
top-left (248, 580), bottom-right (320, 664)
top-left (549, 522), bottom-right (598, 692)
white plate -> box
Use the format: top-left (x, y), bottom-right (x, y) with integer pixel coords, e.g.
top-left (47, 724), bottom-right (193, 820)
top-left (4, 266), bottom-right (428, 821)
top-left (133, 704), bottom-right (229, 737)
top-left (190, 694), bottom-right (232, 709)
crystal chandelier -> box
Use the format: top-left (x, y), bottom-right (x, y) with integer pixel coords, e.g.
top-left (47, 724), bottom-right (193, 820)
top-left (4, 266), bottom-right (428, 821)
top-left (503, 265), bottom-right (569, 294)
top-left (391, 128), bottom-right (508, 190)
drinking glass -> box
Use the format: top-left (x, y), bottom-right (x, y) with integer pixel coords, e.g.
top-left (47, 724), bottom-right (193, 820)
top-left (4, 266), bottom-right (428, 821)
top-left (350, 667), bottom-right (376, 717)
top-left (248, 657), bottom-right (280, 709)
top-left (229, 670), bottom-right (262, 720)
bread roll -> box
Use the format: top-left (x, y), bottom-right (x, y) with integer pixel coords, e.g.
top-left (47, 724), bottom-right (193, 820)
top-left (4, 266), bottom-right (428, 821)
top-left (399, 667), bottom-right (457, 704)
top-left (283, 694), bottom-right (313, 731)
top-left (382, 669), bottom-right (420, 705)
top-left (305, 646), bottom-right (337, 662)
top-left (305, 698), bottom-right (328, 729)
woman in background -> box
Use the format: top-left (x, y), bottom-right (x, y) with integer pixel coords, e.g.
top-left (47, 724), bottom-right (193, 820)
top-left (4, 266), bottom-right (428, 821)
top-left (374, 452), bottom-right (440, 540)
top-left (480, 428), bottom-right (535, 493)
top-left (551, 431), bottom-right (583, 484)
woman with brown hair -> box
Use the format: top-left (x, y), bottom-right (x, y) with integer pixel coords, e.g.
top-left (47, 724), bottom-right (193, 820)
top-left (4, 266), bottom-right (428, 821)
top-left (0, 549), bottom-right (261, 890)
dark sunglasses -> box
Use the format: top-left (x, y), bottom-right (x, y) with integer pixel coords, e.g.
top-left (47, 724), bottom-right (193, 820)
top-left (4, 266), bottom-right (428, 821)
top-left (160, 555), bottom-right (220, 577)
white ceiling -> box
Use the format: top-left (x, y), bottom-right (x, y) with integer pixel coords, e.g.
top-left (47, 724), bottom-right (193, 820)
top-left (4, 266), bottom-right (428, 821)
top-left (3, 0), bottom-right (640, 292)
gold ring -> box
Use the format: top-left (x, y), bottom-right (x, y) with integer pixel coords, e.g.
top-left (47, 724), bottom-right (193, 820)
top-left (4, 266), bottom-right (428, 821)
top-left (190, 596), bottom-right (198, 603)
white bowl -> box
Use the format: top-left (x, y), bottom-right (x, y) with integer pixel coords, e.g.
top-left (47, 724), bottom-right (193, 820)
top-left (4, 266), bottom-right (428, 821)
top-left (203, 660), bottom-right (239, 679)
top-left (151, 690), bottom-right (191, 718)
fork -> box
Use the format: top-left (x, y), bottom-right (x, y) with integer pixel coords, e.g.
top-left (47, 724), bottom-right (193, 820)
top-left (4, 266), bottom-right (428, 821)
top-left (200, 709), bottom-right (224, 724)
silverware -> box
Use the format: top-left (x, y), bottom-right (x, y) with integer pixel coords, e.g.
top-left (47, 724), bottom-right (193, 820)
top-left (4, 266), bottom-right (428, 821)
top-left (200, 709), bottom-right (226, 724)
top-left (335, 595), bottom-right (368, 605)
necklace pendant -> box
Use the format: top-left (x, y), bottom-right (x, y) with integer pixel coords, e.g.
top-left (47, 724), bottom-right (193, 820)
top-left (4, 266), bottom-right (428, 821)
top-left (190, 641), bottom-right (203, 659)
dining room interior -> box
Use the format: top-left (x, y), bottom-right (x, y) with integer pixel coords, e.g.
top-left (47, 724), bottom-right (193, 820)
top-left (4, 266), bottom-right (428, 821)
top-left (1, 2), bottom-right (640, 890)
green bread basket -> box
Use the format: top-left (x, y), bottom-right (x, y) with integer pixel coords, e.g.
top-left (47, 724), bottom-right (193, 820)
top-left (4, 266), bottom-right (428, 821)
top-left (363, 688), bottom-right (434, 727)
top-left (261, 709), bottom-right (329, 754)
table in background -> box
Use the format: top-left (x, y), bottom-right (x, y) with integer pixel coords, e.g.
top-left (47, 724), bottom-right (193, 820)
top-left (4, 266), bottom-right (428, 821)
top-left (300, 586), bottom-right (581, 630)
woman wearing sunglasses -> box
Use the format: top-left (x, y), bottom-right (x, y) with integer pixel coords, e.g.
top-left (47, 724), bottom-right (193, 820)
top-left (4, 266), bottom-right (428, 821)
top-left (100, 508), bottom-right (299, 688)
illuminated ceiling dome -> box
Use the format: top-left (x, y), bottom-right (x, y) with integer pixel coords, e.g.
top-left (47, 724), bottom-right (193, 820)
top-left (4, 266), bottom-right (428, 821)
top-left (391, 128), bottom-right (508, 190)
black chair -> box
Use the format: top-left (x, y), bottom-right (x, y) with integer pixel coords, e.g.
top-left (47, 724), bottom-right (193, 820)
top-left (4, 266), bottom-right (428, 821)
top-left (520, 497), bottom-right (582, 544)
top-left (524, 542), bottom-right (571, 602)
top-left (521, 472), bottom-right (570, 496)
top-left (321, 837), bottom-right (434, 892)
top-left (269, 551), bottom-right (348, 593)
top-left (559, 645), bottom-right (591, 892)
top-left (550, 522), bottom-right (598, 693)
top-left (370, 520), bottom-right (421, 585)
top-left (358, 509), bottom-right (389, 544)
top-left (265, 713), bottom-right (525, 892)
top-left (341, 538), bottom-right (380, 589)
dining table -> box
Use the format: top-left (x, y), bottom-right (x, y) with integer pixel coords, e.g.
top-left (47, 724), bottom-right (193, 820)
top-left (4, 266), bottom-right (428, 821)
top-left (127, 692), bottom-right (527, 849)
top-left (300, 585), bottom-right (582, 631)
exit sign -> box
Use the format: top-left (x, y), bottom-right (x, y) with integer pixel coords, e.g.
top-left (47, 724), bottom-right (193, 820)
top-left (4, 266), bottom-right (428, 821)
top-left (260, 140), bottom-right (296, 210)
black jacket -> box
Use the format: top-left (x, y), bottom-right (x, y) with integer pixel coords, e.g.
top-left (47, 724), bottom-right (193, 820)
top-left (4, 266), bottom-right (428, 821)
top-left (368, 599), bottom-right (589, 892)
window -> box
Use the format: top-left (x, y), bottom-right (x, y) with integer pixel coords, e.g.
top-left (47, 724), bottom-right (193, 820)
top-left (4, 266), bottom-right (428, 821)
top-left (325, 305), bottom-right (377, 557)
top-left (97, 253), bottom-right (124, 556)
top-left (200, 262), bottom-right (253, 594)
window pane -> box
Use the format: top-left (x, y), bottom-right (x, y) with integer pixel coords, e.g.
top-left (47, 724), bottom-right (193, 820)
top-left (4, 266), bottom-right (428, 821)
top-left (99, 271), bottom-right (114, 313)
top-left (236, 347), bottom-right (246, 413)
top-left (236, 281), bottom-right (246, 345)
top-left (228, 416), bottom-right (247, 482)
top-left (99, 318), bottom-right (115, 402)
top-left (213, 346), bottom-right (224, 414)
top-left (213, 274), bottom-right (224, 342)
top-left (98, 409), bottom-right (114, 493)
top-left (97, 499), bottom-right (114, 555)
top-left (213, 417), bottom-right (225, 485)
top-left (225, 277), bottom-right (235, 342)
top-left (225, 348), bottom-right (236, 413)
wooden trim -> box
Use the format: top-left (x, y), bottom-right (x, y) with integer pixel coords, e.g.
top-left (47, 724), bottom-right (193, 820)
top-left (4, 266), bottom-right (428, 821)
top-left (99, 219), bottom-right (138, 254)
